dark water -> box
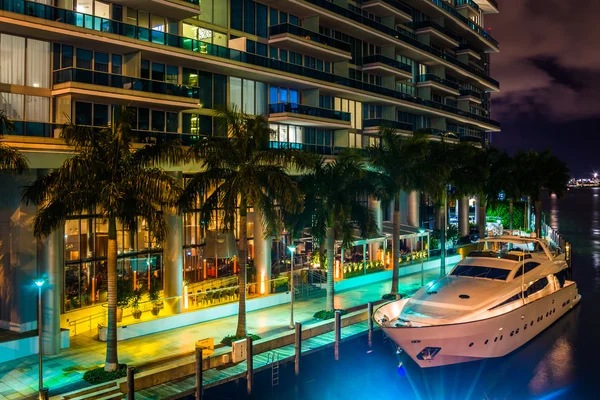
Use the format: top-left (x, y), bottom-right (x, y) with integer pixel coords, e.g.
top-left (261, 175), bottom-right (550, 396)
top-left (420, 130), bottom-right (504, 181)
top-left (205, 190), bottom-right (599, 400)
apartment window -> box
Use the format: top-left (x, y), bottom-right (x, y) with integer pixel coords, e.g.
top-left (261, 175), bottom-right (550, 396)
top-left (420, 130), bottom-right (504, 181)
top-left (0, 34), bottom-right (25, 86)
top-left (75, 102), bottom-right (93, 126)
top-left (166, 66), bottom-right (178, 84)
top-left (141, 60), bottom-right (150, 79)
top-left (194, 0), bottom-right (227, 27)
top-left (151, 111), bottom-right (165, 132)
top-left (197, 71), bottom-right (212, 109)
top-left (230, 0), bottom-right (242, 30)
top-left (62, 45), bottom-right (74, 68)
top-left (111, 54), bottom-right (122, 74)
top-left (166, 112), bottom-right (178, 133)
top-left (243, 0), bottom-right (255, 35)
top-left (76, 49), bottom-right (93, 70)
top-left (182, 114), bottom-right (213, 135)
top-left (26, 38), bottom-right (51, 88)
top-left (0, 93), bottom-right (24, 120)
top-left (270, 86), bottom-right (299, 104)
top-left (151, 63), bottom-right (165, 81)
top-left (230, 77), bottom-right (267, 116)
top-left (138, 108), bottom-right (150, 131)
top-left (138, 11), bottom-right (150, 29)
top-left (94, 52), bottom-right (109, 72)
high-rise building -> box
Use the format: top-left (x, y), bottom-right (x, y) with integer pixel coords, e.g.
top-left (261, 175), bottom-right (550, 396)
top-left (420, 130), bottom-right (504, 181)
top-left (0, 0), bottom-right (499, 357)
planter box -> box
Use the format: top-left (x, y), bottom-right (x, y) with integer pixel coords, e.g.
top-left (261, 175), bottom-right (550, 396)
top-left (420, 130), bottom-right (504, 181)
top-left (98, 292), bottom-right (291, 342)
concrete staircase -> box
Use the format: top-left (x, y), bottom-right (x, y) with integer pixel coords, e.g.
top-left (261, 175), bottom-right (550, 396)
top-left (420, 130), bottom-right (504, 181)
top-left (295, 282), bottom-right (326, 299)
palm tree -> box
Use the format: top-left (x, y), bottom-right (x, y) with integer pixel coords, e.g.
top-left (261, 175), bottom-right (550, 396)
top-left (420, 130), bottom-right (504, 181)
top-left (0, 110), bottom-right (29, 174)
top-left (305, 152), bottom-right (379, 311)
top-left (485, 151), bottom-right (522, 232)
top-left (514, 150), bottom-right (570, 237)
top-left (179, 107), bottom-right (313, 338)
top-left (22, 107), bottom-right (184, 371)
top-left (369, 129), bottom-right (429, 295)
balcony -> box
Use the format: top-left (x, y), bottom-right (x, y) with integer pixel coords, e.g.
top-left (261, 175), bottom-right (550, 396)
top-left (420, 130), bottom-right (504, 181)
top-left (459, 88), bottom-right (483, 102)
top-left (268, 103), bottom-right (352, 129)
top-left (415, 128), bottom-right (459, 141)
top-left (52, 68), bottom-right (200, 108)
top-left (472, 0), bottom-right (499, 13)
top-left (361, 55), bottom-right (413, 79)
top-left (0, 0), bottom-right (499, 130)
top-left (360, 0), bottom-right (412, 24)
top-left (268, 24), bottom-right (352, 61)
top-left (409, 20), bottom-right (460, 48)
top-left (363, 119), bottom-right (413, 133)
top-left (106, 0), bottom-right (200, 20)
top-left (456, 0), bottom-right (479, 12)
top-left (416, 74), bottom-right (460, 95)
top-left (268, 141), bottom-right (369, 158)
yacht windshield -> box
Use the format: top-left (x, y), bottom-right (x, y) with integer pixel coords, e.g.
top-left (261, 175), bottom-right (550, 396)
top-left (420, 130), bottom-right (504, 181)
top-left (477, 240), bottom-right (546, 259)
top-left (450, 265), bottom-right (511, 281)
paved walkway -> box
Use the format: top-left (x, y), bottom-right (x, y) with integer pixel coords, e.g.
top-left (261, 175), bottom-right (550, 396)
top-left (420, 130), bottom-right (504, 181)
top-left (0, 268), bottom-right (447, 400)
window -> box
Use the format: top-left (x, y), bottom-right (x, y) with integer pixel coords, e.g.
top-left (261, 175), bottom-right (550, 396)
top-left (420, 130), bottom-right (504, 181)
top-left (141, 60), bottom-right (150, 79)
top-left (93, 104), bottom-right (108, 126)
top-left (138, 108), bottom-right (149, 130)
top-left (230, 77), bottom-right (266, 115)
top-left (112, 54), bottom-right (122, 74)
top-left (62, 45), bottom-right (73, 68)
top-left (94, 52), bottom-right (109, 72)
top-left (450, 265), bottom-right (510, 281)
top-left (524, 277), bottom-right (549, 298)
top-left (513, 262), bottom-right (541, 278)
top-left (256, 3), bottom-right (268, 38)
top-left (76, 48), bottom-right (93, 70)
top-left (230, 0), bottom-right (242, 30)
top-left (152, 110), bottom-right (165, 132)
top-left (151, 63), bottom-right (165, 81)
top-left (0, 93), bottom-right (24, 120)
top-left (0, 34), bottom-right (25, 85)
top-left (166, 112), bottom-right (178, 133)
top-left (75, 102), bottom-right (92, 125)
top-left (243, 0), bottom-right (255, 34)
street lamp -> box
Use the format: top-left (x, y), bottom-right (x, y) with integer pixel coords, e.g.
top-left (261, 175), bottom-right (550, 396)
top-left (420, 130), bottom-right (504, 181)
top-left (418, 229), bottom-right (426, 287)
top-left (34, 278), bottom-right (48, 400)
top-left (287, 245), bottom-right (297, 329)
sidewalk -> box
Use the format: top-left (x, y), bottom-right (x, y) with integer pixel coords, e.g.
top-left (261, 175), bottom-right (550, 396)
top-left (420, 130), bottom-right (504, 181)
top-left (0, 267), bottom-right (446, 400)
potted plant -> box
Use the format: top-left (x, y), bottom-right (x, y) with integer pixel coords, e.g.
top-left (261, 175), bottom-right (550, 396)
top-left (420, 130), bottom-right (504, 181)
top-left (131, 287), bottom-right (143, 320)
top-left (149, 279), bottom-right (162, 316)
top-left (116, 279), bottom-right (133, 322)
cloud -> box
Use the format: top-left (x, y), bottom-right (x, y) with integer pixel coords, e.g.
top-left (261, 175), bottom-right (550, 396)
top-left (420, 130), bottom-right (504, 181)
top-left (488, 0), bottom-right (600, 121)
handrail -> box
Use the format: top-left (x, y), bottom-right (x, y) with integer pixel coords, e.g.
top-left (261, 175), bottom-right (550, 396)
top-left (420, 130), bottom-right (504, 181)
top-left (363, 119), bottom-right (413, 131)
top-left (362, 54), bottom-right (412, 73)
top-left (269, 102), bottom-right (351, 121)
top-left (408, 20), bottom-right (460, 43)
top-left (269, 23), bottom-right (352, 53)
top-left (417, 74), bottom-right (460, 90)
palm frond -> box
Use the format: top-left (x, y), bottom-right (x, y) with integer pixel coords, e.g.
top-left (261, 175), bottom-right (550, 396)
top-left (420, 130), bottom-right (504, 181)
top-left (0, 143), bottom-right (29, 175)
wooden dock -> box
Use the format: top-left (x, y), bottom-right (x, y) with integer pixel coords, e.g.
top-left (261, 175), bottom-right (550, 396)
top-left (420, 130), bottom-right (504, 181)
top-left (135, 320), bottom-right (372, 400)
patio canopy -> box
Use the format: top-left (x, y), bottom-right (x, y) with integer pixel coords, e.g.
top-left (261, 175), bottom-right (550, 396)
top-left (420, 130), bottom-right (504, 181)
top-left (381, 222), bottom-right (431, 240)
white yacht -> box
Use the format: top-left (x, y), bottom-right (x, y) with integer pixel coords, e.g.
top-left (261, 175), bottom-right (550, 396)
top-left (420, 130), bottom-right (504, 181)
top-left (374, 235), bottom-right (580, 368)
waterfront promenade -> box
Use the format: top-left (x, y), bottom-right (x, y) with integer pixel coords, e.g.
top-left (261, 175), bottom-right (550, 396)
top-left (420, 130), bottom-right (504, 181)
top-left (0, 268), bottom-right (446, 400)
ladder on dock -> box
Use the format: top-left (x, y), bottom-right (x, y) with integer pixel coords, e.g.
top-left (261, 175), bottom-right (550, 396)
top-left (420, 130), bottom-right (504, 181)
top-left (266, 351), bottom-right (280, 387)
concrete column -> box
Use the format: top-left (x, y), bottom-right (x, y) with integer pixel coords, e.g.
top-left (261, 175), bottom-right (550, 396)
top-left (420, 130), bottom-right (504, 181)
top-left (407, 191), bottom-right (420, 227)
top-left (164, 172), bottom-right (183, 314)
top-left (302, 16), bottom-right (319, 32)
top-left (458, 196), bottom-right (469, 238)
top-left (38, 169), bottom-right (63, 354)
top-left (368, 197), bottom-right (382, 262)
top-left (253, 210), bottom-right (272, 292)
top-left (301, 88), bottom-right (319, 107)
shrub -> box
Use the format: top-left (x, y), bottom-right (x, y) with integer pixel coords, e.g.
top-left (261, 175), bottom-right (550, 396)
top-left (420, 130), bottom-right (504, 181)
top-left (82, 364), bottom-right (129, 384)
top-left (382, 293), bottom-right (403, 301)
top-left (220, 333), bottom-right (261, 347)
top-left (313, 309), bottom-right (347, 320)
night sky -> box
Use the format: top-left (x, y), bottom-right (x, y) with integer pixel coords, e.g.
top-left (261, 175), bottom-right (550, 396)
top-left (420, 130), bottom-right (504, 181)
top-left (488, 0), bottom-right (600, 177)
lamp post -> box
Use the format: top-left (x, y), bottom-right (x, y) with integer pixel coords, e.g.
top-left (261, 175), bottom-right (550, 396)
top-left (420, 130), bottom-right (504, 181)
top-left (418, 229), bottom-right (426, 287)
top-left (287, 245), bottom-right (297, 329)
top-left (34, 279), bottom-right (47, 400)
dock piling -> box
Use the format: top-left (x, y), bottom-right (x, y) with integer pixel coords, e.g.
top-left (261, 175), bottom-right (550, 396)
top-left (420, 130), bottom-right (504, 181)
top-left (195, 347), bottom-right (203, 400)
top-left (334, 310), bottom-right (341, 361)
top-left (368, 301), bottom-right (373, 348)
top-left (246, 336), bottom-right (254, 396)
top-left (126, 366), bottom-right (135, 400)
top-left (295, 322), bottom-right (302, 376)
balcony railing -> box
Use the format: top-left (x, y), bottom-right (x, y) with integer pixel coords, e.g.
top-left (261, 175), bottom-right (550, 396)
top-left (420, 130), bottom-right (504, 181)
top-left (363, 119), bottom-right (413, 131)
top-left (362, 54), bottom-right (412, 73)
top-left (53, 68), bottom-right (198, 99)
top-left (408, 20), bottom-right (460, 43)
top-left (456, 0), bottom-right (479, 11)
top-left (416, 128), bottom-right (459, 139)
top-left (459, 88), bottom-right (483, 98)
top-left (269, 141), bottom-right (369, 157)
top-left (4, 121), bottom-right (206, 145)
top-left (269, 103), bottom-right (351, 122)
top-left (302, 0), bottom-right (498, 86)
top-left (269, 23), bottom-right (352, 53)
top-left (361, 0), bottom-right (412, 16)
top-left (417, 74), bottom-right (460, 90)
top-left (1, 0), bottom-right (498, 128)
top-left (427, 0), bottom-right (499, 47)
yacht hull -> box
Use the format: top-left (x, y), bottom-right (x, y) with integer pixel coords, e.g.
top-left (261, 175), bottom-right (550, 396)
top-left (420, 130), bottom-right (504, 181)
top-left (379, 282), bottom-right (580, 368)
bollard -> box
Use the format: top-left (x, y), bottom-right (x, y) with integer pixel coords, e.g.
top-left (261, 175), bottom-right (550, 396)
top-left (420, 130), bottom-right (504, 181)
top-left (195, 347), bottom-right (203, 400)
top-left (295, 322), bottom-right (302, 376)
top-left (38, 388), bottom-right (49, 400)
top-left (126, 367), bottom-right (134, 400)
top-left (246, 336), bottom-right (254, 396)
top-left (368, 301), bottom-right (374, 349)
top-left (334, 310), bottom-right (341, 361)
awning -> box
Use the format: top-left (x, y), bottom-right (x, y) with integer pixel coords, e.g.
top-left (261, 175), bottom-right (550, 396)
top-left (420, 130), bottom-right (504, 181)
top-left (381, 222), bottom-right (430, 240)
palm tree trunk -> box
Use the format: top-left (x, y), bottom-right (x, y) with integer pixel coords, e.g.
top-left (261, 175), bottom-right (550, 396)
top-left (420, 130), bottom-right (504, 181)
top-left (391, 193), bottom-right (400, 295)
top-left (478, 194), bottom-right (486, 240)
top-left (326, 226), bottom-right (335, 312)
top-left (440, 191), bottom-right (446, 276)
top-left (104, 217), bottom-right (118, 372)
top-left (534, 199), bottom-right (542, 238)
top-left (236, 200), bottom-right (248, 338)
top-left (509, 199), bottom-right (514, 232)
